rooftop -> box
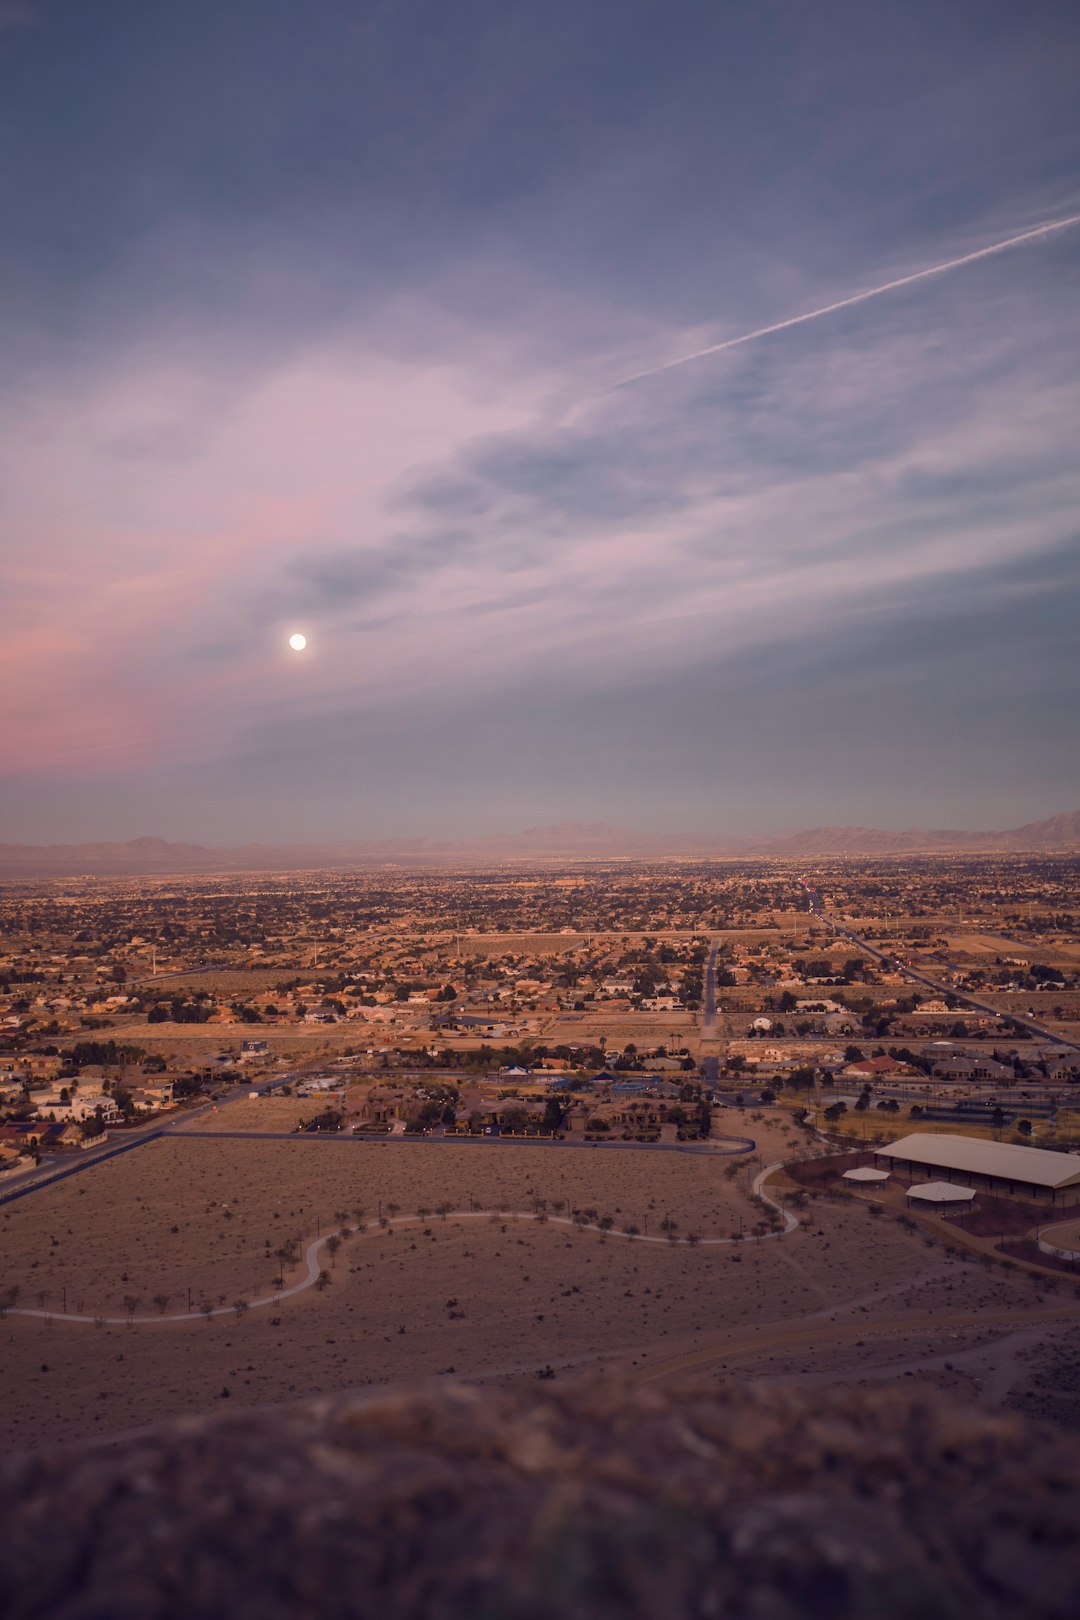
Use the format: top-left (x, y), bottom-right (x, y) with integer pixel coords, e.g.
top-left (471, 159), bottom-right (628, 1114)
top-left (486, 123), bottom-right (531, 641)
top-left (877, 1133), bottom-right (1080, 1190)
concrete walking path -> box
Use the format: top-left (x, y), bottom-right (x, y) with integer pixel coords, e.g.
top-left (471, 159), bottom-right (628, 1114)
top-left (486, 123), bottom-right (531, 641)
top-left (2, 1164), bottom-right (796, 1328)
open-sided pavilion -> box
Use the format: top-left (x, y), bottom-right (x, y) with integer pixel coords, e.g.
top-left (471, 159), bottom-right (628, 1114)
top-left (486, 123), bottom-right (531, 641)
top-left (875, 1133), bottom-right (1080, 1206)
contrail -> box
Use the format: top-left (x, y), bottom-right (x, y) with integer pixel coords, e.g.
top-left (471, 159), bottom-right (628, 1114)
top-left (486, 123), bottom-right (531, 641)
top-left (611, 212), bottom-right (1080, 389)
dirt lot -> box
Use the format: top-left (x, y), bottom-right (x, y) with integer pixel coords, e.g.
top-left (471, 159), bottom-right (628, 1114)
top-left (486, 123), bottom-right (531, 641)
top-left (1, 1116), bottom-right (796, 1313)
top-left (1040, 1215), bottom-right (1080, 1250)
top-left (540, 1010), bottom-right (701, 1048)
top-left (169, 1094), bottom-right (327, 1134)
top-left (944, 933), bottom-right (1080, 966)
top-left (3, 1102), bottom-right (1070, 1453)
top-left (129, 970), bottom-right (297, 996)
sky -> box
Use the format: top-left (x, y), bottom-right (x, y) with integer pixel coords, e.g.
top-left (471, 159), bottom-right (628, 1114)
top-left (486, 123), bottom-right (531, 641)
top-left (2, 0), bottom-right (1079, 844)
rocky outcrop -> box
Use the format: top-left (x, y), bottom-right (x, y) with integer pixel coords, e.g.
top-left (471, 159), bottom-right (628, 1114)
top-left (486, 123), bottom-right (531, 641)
top-left (1, 1378), bottom-right (1078, 1619)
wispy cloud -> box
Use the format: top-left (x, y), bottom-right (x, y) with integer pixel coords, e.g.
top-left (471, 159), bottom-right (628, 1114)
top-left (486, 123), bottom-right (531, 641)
top-left (605, 211), bottom-right (1080, 389)
top-left (4, 234), bottom-right (1079, 781)
top-left (2, 1), bottom-right (1079, 834)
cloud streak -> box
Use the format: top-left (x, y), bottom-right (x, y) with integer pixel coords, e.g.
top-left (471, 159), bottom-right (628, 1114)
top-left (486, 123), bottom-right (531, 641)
top-left (3, 3), bottom-right (1080, 836)
top-left (608, 212), bottom-right (1080, 389)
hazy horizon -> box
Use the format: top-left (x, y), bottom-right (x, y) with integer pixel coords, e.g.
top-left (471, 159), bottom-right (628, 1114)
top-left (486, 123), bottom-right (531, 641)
top-left (3, 1), bottom-right (1079, 844)
top-left (2, 807), bottom-right (1079, 861)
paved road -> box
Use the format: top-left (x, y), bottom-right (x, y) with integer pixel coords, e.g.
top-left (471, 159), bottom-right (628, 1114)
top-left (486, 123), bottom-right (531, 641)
top-left (0, 1125), bottom-right (170, 1207)
top-left (700, 937), bottom-right (721, 1088)
top-left (801, 881), bottom-right (1080, 1054)
top-left (167, 1128), bottom-right (756, 1157)
top-left (702, 938), bottom-right (720, 1036)
top-left (0, 1070), bottom-right (296, 1208)
top-left (0, 1091), bottom-right (757, 1207)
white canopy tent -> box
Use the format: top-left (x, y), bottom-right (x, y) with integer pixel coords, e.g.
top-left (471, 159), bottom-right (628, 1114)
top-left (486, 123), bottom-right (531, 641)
top-left (906, 1181), bottom-right (976, 1206)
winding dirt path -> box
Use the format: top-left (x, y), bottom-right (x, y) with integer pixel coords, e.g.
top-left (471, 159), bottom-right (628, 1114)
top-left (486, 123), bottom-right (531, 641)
top-left (628, 1301), bottom-right (1080, 1387)
top-left (3, 1164), bottom-right (797, 1327)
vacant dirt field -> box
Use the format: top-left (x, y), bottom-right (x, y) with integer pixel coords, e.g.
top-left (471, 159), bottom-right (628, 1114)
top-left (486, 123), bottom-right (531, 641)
top-left (169, 1094), bottom-right (328, 1133)
top-left (1, 1122), bottom-right (794, 1314)
top-left (130, 969), bottom-right (297, 996)
top-left (68, 1021), bottom-right (381, 1074)
top-left (944, 932), bottom-right (1080, 966)
top-left (2, 1101), bottom-right (1067, 1453)
top-left (1040, 1215), bottom-right (1080, 1250)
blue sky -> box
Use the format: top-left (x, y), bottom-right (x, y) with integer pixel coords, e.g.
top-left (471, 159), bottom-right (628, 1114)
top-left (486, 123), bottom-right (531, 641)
top-left (1, 0), bottom-right (1078, 841)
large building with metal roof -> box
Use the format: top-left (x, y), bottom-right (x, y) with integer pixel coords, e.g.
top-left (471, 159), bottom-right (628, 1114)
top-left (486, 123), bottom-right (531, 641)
top-left (875, 1133), bottom-right (1080, 1204)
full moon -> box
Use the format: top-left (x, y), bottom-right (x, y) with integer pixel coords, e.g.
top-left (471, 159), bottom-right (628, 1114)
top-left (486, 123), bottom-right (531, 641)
top-left (288, 632), bottom-right (307, 652)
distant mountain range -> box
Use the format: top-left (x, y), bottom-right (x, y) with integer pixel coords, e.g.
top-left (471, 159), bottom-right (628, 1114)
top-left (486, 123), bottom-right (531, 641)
top-left (0, 812), bottom-right (1077, 876)
top-left (748, 811), bottom-right (1080, 856)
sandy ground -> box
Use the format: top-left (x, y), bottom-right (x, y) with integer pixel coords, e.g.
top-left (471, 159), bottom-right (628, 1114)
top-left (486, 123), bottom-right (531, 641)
top-left (3, 1102), bottom-right (1076, 1453)
top-left (944, 932), bottom-right (1080, 965)
top-left (169, 1095), bottom-right (327, 1133)
top-left (540, 1011), bottom-right (700, 1047)
top-left (0, 1115), bottom-right (796, 1314)
top-left (80, 1020), bottom-right (361, 1061)
top-left (1039, 1215), bottom-right (1080, 1249)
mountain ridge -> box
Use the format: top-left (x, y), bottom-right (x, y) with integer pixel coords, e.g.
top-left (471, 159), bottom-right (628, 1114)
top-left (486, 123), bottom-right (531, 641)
top-left (0, 812), bottom-right (1077, 875)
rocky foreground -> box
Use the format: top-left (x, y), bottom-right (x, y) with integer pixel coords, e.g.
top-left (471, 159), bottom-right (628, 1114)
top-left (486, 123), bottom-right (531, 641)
top-left (1, 1378), bottom-right (1078, 1619)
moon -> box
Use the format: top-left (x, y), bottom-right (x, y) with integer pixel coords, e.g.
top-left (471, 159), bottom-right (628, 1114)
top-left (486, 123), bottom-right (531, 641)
top-left (288, 632), bottom-right (307, 652)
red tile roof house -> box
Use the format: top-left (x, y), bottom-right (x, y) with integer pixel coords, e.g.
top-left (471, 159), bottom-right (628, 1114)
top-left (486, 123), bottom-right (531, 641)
top-left (843, 1055), bottom-right (919, 1081)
